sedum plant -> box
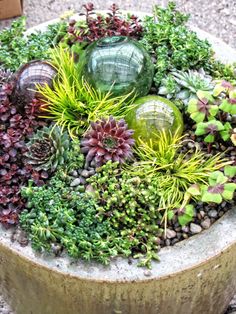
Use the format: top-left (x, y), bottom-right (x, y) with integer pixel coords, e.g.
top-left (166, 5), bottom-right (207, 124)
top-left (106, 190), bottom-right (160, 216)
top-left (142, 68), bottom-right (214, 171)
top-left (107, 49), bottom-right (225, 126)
top-left (25, 125), bottom-right (70, 173)
top-left (38, 46), bottom-right (136, 137)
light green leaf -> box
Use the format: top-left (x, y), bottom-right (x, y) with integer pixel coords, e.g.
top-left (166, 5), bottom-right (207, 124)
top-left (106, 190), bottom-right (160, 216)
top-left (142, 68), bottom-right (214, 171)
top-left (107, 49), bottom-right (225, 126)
top-left (202, 191), bottom-right (222, 204)
top-left (224, 165), bottom-right (236, 178)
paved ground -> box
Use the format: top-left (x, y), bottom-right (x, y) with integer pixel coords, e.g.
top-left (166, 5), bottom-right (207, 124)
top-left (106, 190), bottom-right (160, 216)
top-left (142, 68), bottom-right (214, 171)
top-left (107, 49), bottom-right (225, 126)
top-left (0, 0), bottom-right (236, 313)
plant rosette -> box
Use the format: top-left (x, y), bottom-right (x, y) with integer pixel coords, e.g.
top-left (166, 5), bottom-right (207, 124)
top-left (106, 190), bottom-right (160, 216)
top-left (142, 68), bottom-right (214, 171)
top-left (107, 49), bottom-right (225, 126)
top-left (0, 3), bottom-right (236, 314)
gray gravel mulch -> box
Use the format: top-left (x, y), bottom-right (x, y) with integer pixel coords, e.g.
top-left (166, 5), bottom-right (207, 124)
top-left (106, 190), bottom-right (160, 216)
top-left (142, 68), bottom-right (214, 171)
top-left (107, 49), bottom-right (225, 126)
top-left (0, 0), bottom-right (236, 313)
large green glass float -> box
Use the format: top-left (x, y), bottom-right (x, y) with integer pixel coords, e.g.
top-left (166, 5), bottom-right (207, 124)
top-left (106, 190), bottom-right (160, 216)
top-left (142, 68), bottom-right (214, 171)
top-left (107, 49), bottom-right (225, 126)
top-left (83, 36), bottom-right (154, 97)
top-left (126, 95), bottom-right (184, 142)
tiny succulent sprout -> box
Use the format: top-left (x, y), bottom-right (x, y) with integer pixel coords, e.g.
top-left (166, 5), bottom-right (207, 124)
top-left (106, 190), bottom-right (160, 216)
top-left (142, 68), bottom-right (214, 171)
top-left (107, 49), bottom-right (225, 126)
top-left (201, 171), bottom-right (236, 204)
top-left (219, 90), bottom-right (236, 115)
top-left (224, 165), bottom-right (236, 179)
top-left (213, 80), bottom-right (234, 97)
top-left (178, 204), bottom-right (194, 226)
top-left (187, 90), bottom-right (218, 123)
top-left (81, 116), bottom-right (135, 168)
top-left (195, 120), bottom-right (224, 143)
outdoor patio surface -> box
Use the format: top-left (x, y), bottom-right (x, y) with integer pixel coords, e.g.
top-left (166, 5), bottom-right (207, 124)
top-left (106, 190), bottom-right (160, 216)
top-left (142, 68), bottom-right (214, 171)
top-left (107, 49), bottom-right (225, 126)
top-left (0, 0), bottom-right (236, 313)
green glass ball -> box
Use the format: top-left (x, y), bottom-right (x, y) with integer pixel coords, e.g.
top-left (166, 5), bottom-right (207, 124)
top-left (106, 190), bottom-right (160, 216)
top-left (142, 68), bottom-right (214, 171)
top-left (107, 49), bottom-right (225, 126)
top-left (83, 36), bottom-right (154, 97)
top-left (126, 96), bottom-right (184, 142)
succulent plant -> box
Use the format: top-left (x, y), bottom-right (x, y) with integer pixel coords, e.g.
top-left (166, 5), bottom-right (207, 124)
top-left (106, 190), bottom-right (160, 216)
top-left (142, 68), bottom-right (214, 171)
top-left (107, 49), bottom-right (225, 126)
top-left (25, 126), bottom-right (70, 172)
top-left (81, 116), bottom-right (135, 168)
top-left (158, 69), bottom-right (214, 106)
top-left (0, 67), bottom-right (13, 88)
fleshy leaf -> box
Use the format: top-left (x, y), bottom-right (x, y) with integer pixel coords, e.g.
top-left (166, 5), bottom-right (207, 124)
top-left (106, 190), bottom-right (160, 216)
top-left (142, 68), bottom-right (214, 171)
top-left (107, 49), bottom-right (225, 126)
top-left (178, 204), bottom-right (194, 226)
top-left (224, 165), bottom-right (236, 178)
top-left (187, 184), bottom-right (201, 196)
top-left (201, 191), bottom-right (222, 204)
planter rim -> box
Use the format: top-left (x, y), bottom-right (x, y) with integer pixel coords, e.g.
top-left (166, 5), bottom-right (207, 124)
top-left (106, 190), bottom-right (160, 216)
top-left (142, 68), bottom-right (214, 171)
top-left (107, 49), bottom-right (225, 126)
top-left (1, 208), bottom-right (236, 283)
top-left (1, 11), bottom-right (236, 284)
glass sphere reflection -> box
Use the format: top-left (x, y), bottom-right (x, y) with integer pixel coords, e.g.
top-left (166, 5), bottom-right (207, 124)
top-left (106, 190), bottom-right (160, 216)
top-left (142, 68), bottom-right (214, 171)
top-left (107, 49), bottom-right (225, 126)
top-left (126, 96), bottom-right (184, 143)
top-left (83, 36), bottom-right (154, 97)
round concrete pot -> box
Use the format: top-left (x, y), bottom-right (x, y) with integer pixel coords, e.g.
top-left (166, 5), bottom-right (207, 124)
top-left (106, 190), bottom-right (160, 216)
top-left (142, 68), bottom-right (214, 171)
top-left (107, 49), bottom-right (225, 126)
top-left (1, 12), bottom-right (236, 314)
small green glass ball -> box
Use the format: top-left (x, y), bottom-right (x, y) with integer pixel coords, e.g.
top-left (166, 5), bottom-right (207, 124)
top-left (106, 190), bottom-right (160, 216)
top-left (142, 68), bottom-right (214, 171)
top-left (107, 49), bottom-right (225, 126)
top-left (126, 95), bottom-right (184, 142)
top-left (83, 36), bottom-right (154, 97)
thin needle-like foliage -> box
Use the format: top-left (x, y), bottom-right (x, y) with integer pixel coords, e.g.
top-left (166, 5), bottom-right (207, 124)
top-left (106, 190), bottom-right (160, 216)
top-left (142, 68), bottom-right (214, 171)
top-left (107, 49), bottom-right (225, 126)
top-left (38, 46), bottom-right (136, 137)
top-left (128, 130), bottom-right (230, 213)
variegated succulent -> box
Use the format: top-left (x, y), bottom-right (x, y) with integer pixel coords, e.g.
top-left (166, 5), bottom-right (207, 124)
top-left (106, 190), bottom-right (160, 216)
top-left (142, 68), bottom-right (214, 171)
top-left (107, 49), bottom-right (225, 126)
top-left (158, 69), bottom-right (214, 106)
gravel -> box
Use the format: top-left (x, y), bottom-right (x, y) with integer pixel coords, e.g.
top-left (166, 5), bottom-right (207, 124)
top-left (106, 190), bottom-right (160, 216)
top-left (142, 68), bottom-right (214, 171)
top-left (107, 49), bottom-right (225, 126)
top-left (0, 0), bottom-right (235, 49)
top-left (0, 0), bottom-right (236, 313)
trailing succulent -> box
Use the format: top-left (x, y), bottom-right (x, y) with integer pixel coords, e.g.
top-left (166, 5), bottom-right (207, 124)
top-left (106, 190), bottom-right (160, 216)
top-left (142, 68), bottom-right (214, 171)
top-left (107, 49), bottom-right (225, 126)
top-left (81, 116), bottom-right (135, 168)
top-left (25, 125), bottom-right (70, 173)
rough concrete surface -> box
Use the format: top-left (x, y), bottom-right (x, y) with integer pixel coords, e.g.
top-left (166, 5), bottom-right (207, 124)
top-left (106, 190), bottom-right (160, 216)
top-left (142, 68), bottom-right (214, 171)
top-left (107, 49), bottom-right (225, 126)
top-left (0, 0), bottom-right (236, 313)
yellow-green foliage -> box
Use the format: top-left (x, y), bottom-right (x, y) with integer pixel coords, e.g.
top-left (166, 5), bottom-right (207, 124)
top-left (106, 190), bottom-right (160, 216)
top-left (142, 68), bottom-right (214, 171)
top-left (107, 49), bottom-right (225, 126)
top-left (38, 46), bottom-right (136, 137)
top-left (128, 131), bottom-right (230, 211)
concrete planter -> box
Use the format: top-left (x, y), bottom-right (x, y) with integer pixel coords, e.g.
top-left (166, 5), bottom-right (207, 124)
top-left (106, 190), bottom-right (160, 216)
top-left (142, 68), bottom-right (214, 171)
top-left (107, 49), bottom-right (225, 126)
top-left (0, 13), bottom-right (236, 314)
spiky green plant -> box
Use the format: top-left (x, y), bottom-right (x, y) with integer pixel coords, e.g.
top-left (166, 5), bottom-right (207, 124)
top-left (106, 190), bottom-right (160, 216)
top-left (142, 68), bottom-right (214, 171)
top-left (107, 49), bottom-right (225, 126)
top-left (25, 125), bottom-right (70, 172)
top-left (127, 131), bottom-right (230, 230)
top-left (38, 46), bottom-right (136, 137)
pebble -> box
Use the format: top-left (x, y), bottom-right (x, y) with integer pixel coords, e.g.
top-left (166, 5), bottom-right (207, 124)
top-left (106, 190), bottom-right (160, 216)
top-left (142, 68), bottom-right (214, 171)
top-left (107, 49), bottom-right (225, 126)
top-left (166, 229), bottom-right (177, 239)
top-left (70, 178), bottom-right (81, 187)
top-left (81, 170), bottom-right (90, 178)
top-left (200, 210), bottom-right (205, 218)
top-left (201, 218), bottom-right (211, 229)
top-left (71, 170), bottom-right (78, 177)
top-left (144, 270), bottom-right (152, 277)
top-left (181, 226), bottom-right (189, 233)
top-left (208, 209), bottom-right (218, 218)
top-left (79, 176), bottom-right (87, 185)
top-left (190, 223), bottom-right (202, 234)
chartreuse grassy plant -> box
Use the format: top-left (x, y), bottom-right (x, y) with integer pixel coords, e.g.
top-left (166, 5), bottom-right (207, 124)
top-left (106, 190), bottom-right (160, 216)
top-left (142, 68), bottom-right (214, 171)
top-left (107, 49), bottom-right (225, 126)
top-left (38, 46), bottom-right (136, 137)
top-left (127, 131), bottom-right (230, 231)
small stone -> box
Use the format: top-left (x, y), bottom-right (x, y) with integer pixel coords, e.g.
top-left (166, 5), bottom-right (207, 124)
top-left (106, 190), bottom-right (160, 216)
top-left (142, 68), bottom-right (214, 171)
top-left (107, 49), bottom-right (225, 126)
top-left (88, 169), bottom-right (95, 176)
top-left (200, 210), bottom-right (205, 218)
top-left (85, 184), bottom-right (95, 194)
top-left (165, 239), bottom-right (171, 246)
top-left (208, 209), bottom-right (218, 218)
top-left (70, 178), bottom-right (81, 187)
top-left (166, 229), bottom-right (177, 239)
top-left (201, 218), bottom-right (211, 229)
top-left (144, 270), bottom-right (152, 277)
top-left (79, 176), bottom-right (87, 185)
top-left (71, 170), bottom-right (78, 177)
top-left (181, 226), bottom-right (189, 233)
top-left (81, 170), bottom-right (90, 178)
top-left (190, 223), bottom-right (202, 234)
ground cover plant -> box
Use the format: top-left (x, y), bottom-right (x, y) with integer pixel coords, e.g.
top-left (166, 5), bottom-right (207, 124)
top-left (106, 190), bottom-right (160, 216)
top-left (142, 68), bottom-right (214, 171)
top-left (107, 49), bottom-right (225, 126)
top-left (0, 1), bottom-right (235, 268)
